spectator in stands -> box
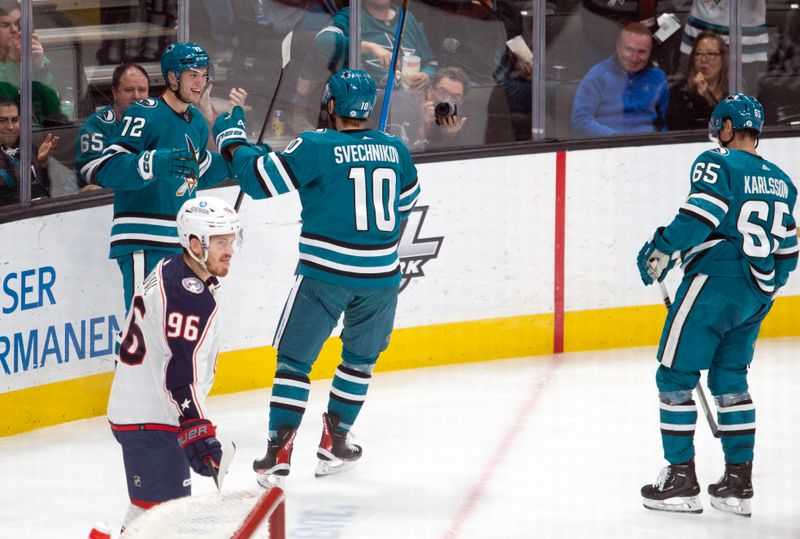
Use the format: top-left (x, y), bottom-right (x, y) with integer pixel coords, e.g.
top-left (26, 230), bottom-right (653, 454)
top-left (411, 66), bottom-right (470, 150)
top-left (0, 96), bottom-right (58, 206)
top-left (290, 0), bottom-right (438, 132)
top-left (678, 0), bottom-right (766, 95)
top-left (571, 23), bottom-right (669, 138)
top-left (0, 1), bottom-right (64, 127)
top-left (315, 0), bottom-right (437, 87)
top-left (75, 63), bottom-right (150, 190)
top-left (667, 30), bottom-right (728, 131)
top-left (419, 0), bottom-right (532, 114)
top-left (581, 0), bottom-right (654, 71)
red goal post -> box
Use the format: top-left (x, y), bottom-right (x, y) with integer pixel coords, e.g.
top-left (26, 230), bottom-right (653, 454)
top-left (120, 486), bottom-right (285, 539)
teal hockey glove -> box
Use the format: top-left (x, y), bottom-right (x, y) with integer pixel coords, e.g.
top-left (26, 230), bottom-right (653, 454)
top-left (137, 148), bottom-right (198, 182)
top-left (214, 106), bottom-right (248, 161)
top-left (637, 227), bottom-right (676, 286)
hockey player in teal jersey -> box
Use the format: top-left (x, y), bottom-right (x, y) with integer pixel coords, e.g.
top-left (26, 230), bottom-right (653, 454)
top-left (313, 0), bottom-right (437, 87)
top-left (86, 43), bottom-right (230, 312)
top-left (213, 69), bottom-right (420, 483)
top-left (637, 94), bottom-right (799, 517)
top-left (74, 63), bottom-right (150, 189)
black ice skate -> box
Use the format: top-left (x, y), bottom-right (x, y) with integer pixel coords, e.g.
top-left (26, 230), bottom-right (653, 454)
top-left (708, 461), bottom-right (753, 517)
top-left (641, 460), bottom-right (703, 514)
top-left (315, 412), bottom-right (362, 478)
top-left (253, 428), bottom-right (296, 488)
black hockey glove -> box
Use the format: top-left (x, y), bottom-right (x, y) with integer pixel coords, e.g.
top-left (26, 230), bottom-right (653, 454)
top-left (177, 418), bottom-right (222, 477)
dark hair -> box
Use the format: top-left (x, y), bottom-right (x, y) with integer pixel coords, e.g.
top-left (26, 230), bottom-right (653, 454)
top-left (687, 30), bottom-right (728, 103)
top-left (431, 66), bottom-right (470, 96)
top-left (0, 1), bottom-right (18, 17)
top-left (112, 63), bottom-right (150, 89)
top-left (0, 95), bottom-right (17, 110)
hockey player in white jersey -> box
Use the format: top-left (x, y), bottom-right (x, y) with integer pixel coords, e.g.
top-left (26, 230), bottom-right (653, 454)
top-left (107, 196), bottom-right (242, 532)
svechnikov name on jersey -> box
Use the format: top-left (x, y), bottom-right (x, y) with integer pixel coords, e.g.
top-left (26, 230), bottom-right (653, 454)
top-left (333, 142), bottom-right (400, 164)
top-left (743, 175), bottom-right (790, 199)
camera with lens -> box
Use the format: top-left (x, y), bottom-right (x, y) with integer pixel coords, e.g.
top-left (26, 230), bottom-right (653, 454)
top-left (434, 100), bottom-right (458, 121)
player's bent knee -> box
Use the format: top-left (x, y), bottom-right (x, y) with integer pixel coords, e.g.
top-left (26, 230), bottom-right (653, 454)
top-left (713, 391), bottom-right (752, 407)
top-left (655, 365), bottom-right (700, 393)
top-left (276, 357), bottom-right (313, 376)
top-left (340, 359), bottom-right (375, 374)
top-left (658, 390), bottom-right (694, 405)
top-left (707, 368), bottom-right (749, 398)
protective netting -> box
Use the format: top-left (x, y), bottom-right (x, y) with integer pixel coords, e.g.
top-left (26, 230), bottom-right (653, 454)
top-left (120, 487), bottom-right (284, 539)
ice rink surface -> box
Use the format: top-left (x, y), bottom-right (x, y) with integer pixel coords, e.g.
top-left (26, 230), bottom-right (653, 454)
top-left (3, 338), bottom-right (799, 538)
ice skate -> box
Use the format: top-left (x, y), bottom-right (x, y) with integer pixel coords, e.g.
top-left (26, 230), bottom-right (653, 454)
top-left (708, 461), bottom-right (753, 517)
top-left (253, 428), bottom-right (296, 488)
top-left (641, 461), bottom-right (703, 514)
top-left (315, 413), bottom-right (362, 478)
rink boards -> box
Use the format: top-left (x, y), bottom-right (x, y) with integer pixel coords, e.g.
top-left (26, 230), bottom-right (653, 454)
top-left (2, 138), bottom-right (800, 436)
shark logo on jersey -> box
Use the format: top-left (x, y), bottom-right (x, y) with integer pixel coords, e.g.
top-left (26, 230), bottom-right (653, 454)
top-left (100, 108), bottom-right (115, 123)
top-left (176, 134), bottom-right (200, 196)
top-left (182, 277), bottom-right (204, 294)
top-left (139, 98), bottom-right (158, 108)
top-left (397, 206), bottom-right (443, 292)
top-left (366, 34), bottom-right (416, 76)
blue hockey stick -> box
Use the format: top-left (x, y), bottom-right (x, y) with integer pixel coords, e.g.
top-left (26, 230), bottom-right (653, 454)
top-left (377, 0), bottom-right (410, 132)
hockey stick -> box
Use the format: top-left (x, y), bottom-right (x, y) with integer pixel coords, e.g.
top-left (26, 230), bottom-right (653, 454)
top-left (207, 440), bottom-right (237, 491)
top-left (377, 0), bottom-right (410, 132)
top-left (657, 281), bottom-right (720, 438)
top-left (234, 31), bottom-right (293, 212)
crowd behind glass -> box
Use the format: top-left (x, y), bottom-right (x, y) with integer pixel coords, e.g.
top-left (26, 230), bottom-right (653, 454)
top-left (2, 0), bottom-right (798, 209)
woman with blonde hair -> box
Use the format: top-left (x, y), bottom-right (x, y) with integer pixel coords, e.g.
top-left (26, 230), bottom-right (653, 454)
top-left (667, 31), bottom-right (728, 131)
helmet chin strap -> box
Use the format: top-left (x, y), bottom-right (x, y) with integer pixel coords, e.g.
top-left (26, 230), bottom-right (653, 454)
top-left (175, 80), bottom-right (193, 105)
top-left (169, 71), bottom-right (193, 105)
top-left (188, 243), bottom-right (209, 271)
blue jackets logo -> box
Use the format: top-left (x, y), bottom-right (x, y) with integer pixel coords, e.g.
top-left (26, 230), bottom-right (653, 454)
top-left (397, 206), bottom-right (443, 292)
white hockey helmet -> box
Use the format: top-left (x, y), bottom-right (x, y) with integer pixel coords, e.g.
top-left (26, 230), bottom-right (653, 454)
top-left (177, 196), bottom-right (242, 266)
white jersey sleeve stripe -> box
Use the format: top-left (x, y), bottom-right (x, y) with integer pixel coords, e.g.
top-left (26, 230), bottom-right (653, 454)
top-left (255, 156), bottom-right (281, 198)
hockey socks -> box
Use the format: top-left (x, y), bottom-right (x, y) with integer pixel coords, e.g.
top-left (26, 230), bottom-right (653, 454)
top-left (268, 371), bottom-right (311, 437)
top-left (326, 364), bottom-right (372, 432)
top-left (659, 399), bottom-right (698, 464)
top-left (716, 399), bottom-right (756, 463)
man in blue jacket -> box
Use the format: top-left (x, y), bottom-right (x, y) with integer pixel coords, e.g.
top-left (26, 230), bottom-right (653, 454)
top-left (571, 22), bottom-right (669, 138)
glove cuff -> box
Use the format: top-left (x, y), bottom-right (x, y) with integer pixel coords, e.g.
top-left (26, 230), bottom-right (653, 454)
top-left (652, 226), bottom-right (672, 255)
top-left (137, 150), bottom-right (155, 181)
top-left (177, 418), bottom-right (216, 448)
top-left (215, 128), bottom-right (247, 154)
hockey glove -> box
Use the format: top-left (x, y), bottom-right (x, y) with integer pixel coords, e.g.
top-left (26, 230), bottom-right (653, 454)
top-left (177, 418), bottom-right (222, 477)
top-left (137, 148), bottom-right (199, 183)
top-left (637, 227), bottom-right (676, 286)
top-left (214, 106), bottom-right (248, 161)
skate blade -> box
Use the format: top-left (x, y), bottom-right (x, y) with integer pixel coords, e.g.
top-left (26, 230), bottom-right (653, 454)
top-left (710, 495), bottom-right (752, 517)
top-left (256, 472), bottom-right (285, 490)
top-left (643, 495), bottom-right (703, 514)
top-left (315, 458), bottom-right (358, 478)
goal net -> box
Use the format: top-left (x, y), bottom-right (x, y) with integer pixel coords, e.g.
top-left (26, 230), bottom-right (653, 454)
top-left (120, 487), bottom-right (285, 539)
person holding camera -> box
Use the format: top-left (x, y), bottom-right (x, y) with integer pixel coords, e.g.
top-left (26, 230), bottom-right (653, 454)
top-left (415, 66), bottom-right (469, 151)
